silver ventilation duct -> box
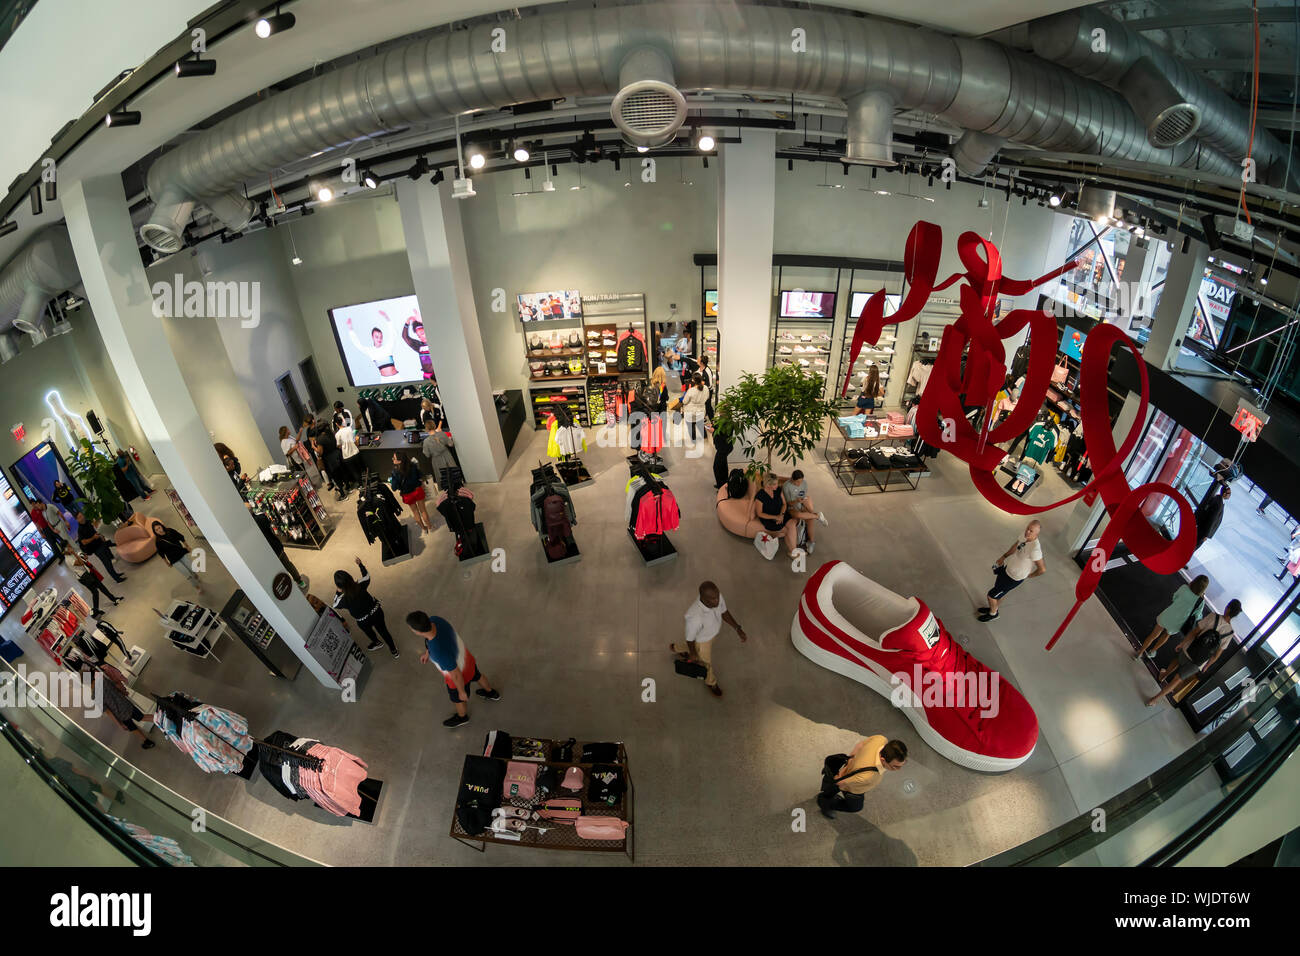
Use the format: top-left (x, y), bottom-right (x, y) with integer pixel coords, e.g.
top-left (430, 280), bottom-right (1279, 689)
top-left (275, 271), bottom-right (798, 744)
top-left (1076, 187), bottom-right (1117, 221)
top-left (1119, 58), bottom-right (1201, 149)
top-left (0, 329), bottom-right (19, 364)
top-left (1027, 8), bottom-right (1295, 187)
top-left (952, 131), bottom-right (1003, 176)
top-left (0, 226), bottom-right (78, 335)
top-left (141, 2), bottom-right (1251, 250)
top-left (842, 91), bottom-right (897, 166)
top-left (611, 47), bottom-right (687, 149)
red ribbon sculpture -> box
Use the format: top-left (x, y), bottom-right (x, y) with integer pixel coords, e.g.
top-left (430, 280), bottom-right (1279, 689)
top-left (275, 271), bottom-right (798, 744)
top-left (844, 222), bottom-right (1196, 649)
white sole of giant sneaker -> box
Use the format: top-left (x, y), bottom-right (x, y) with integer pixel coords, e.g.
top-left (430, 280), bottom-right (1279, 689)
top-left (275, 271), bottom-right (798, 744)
top-left (792, 593), bottom-right (1034, 774)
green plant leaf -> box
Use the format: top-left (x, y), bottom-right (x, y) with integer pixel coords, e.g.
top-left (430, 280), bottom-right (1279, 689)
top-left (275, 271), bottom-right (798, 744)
top-left (714, 364), bottom-right (836, 478)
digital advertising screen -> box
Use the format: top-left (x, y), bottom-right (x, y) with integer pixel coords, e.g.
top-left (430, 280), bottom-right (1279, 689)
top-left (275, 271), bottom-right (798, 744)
top-left (326, 294), bottom-right (431, 387)
top-left (0, 470), bottom-right (56, 619)
top-left (517, 290), bottom-right (582, 323)
top-left (11, 441), bottom-right (87, 539)
top-left (779, 290), bottom-right (836, 319)
top-left (849, 292), bottom-right (901, 318)
top-left (1060, 325), bottom-right (1087, 362)
top-left (704, 290), bottom-right (718, 317)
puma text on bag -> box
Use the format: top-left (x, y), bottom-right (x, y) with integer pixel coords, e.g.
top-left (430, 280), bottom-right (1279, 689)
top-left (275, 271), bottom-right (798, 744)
top-left (538, 797), bottom-right (582, 823)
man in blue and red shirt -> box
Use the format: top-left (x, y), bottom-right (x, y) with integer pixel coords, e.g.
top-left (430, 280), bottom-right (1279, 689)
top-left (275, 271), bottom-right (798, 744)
top-left (406, 611), bottom-right (500, 728)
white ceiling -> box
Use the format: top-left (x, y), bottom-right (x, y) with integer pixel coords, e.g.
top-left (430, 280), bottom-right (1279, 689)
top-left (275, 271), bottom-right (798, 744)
top-left (0, 0), bottom-right (1086, 264)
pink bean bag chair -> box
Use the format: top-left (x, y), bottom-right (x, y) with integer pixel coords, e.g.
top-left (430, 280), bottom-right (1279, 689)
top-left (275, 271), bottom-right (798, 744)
top-left (715, 479), bottom-right (764, 538)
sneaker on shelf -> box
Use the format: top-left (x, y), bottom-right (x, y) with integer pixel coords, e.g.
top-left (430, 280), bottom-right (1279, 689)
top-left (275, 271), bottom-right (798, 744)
top-left (791, 561), bottom-right (1038, 772)
top-left (443, 713), bottom-right (471, 729)
top-left (779, 346), bottom-right (794, 354)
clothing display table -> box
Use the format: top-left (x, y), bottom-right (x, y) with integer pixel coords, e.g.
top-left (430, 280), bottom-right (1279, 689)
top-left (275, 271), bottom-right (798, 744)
top-left (155, 600), bottom-right (228, 660)
top-left (822, 415), bottom-right (890, 464)
top-left (450, 736), bottom-right (634, 860)
top-left (832, 453), bottom-right (925, 495)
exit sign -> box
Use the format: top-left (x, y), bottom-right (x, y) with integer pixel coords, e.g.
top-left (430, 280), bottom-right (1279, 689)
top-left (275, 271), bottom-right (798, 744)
top-left (1231, 399), bottom-right (1269, 442)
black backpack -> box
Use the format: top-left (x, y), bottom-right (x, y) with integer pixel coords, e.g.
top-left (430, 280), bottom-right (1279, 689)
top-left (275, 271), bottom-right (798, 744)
top-left (456, 755), bottom-right (505, 836)
top-left (726, 469), bottom-right (748, 500)
top-left (580, 741), bottom-right (620, 763)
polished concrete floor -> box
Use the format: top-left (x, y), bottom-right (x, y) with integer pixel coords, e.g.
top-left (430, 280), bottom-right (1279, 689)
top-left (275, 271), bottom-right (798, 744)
top-left (1, 423), bottom-right (1205, 866)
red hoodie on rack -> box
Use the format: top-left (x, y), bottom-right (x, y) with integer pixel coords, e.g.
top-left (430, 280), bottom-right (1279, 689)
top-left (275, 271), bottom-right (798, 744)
top-left (633, 485), bottom-right (680, 539)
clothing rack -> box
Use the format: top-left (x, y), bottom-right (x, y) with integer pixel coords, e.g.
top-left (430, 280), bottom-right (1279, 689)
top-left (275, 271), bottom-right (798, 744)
top-left (251, 736), bottom-right (325, 772)
top-left (548, 403), bottom-right (593, 487)
top-left (437, 466), bottom-right (491, 563)
top-left (530, 462), bottom-right (581, 565)
top-left (626, 458), bottom-right (677, 565)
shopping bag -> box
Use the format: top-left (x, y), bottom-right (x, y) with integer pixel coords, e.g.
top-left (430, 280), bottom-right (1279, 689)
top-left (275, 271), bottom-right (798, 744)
top-left (674, 658), bottom-right (708, 680)
top-left (753, 532), bottom-right (779, 561)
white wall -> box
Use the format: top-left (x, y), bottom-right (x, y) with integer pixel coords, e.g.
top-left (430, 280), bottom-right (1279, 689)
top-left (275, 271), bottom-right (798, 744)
top-left (195, 230), bottom-right (320, 454)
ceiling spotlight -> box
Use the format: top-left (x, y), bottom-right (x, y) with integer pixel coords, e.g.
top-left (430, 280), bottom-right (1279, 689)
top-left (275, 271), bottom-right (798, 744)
top-left (695, 130), bottom-right (715, 152)
top-left (1048, 192), bottom-right (1062, 207)
top-left (29, 184), bottom-right (41, 216)
top-left (406, 156), bottom-right (430, 180)
top-left (1095, 213), bottom-right (1109, 225)
top-left (104, 109), bottom-right (141, 127)
top-left (0, 221), bottom-right (16, 237)
top-left (312, 183), bottom-right (334, 202)
top-left (637, 146), bottom-right (649, 153)
top-left (44, 176), bottom-right (56, 203)
top-left (467, 147), bottom-right (486, 170)
top-left (430, 169), bottom-right (445, 186)
top-left (1260, 272), bottom-right (1269, 286)
top-left (512, 141), bottom-right (530, 163)
top-left (361, 169), bottom-right (379, 189)
top-left (175, 56), bottom-right (217, 77)
top-left (255, 8), bottom-right (295, 38)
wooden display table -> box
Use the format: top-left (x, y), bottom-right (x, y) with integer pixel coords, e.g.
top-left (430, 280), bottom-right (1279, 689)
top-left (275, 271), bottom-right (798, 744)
top-left (450, 736), bottom-right (634, 861)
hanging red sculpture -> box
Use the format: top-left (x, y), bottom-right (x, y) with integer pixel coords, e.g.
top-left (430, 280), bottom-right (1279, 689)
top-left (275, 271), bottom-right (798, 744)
top-left (843, 222), bottom-right (1196, 649)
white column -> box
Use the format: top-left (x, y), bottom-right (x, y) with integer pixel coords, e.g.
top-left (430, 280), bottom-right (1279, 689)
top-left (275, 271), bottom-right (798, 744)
top-left (396, 179), bottom-right (506, 482)
top-left (1146, 237), bottom-right (1208, 369)
top-left (62, 175), bottom-right (335, 687)
top-left (717, 130), bottom-right (777, 389)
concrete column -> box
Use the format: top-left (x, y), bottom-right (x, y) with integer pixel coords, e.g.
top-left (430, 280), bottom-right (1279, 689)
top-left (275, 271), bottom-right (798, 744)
top-left (717, 130), bottom-right (777, 389)
top-left (62, 175), bottom-right (335, 688)
top-left (1145, 237), bottom-right (1208, 369)
top-left (396, 179), bottom-right (506, 482)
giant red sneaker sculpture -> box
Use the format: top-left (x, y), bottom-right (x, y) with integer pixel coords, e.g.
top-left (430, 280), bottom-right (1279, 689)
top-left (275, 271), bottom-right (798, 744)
top-left (792, 560), bottom-right (1039, 772)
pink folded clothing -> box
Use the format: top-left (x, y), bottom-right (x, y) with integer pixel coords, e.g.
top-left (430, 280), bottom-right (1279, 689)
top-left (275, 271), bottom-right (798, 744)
top-left (886, 411), bottom-right (905, 424)
top-left (889, 424), bottom-right (914, 437)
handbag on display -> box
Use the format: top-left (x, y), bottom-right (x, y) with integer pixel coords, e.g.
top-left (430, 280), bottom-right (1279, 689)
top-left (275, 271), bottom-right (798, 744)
top-left (575, 816), bottom-right (630, 841)
top-left (538, 798), bottom-right (582, 823)
top-left (504, 760), bottom-right (538, 799)
top-left (753, 531), bottom-right (780, 561)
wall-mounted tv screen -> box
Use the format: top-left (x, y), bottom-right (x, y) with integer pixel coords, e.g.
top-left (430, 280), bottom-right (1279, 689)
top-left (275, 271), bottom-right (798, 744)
top-left (326, 294), bottom-right (430, 387)
top-left (704, 290), bottom-right (718, 317)
top-left (779, 290), bottom-right (836, 319)
top-left (1060, 325), bottom-right (1087, 362)
top-left (0, 468), bottom-right (56, 619)
top-left (849, 292), bottom-right (901, 318)
top-left (518, 290), bottom-right (582, 323)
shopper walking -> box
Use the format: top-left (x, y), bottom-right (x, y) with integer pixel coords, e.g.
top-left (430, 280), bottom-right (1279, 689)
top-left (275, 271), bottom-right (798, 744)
top-left (1257, 495), bottom-right (1273, 517)
top-left (699, 355), bottom-right (715, 421)
top-left (75, 515), bottom-right (125, 584)
top-left (393, 453), bottom-right (432, 533)
top-left (421, 419), bottom-right (456, 488)
top-left (69, 551), bottom-right (122, 615)
top-left (1146, 600), bottom-right (1242, 706)
top-left (669, 581), bottom-right (747, 698)
top-left (1135, 575), bottom-right (1209, 660)
top-left (1193, 486), bottom-right (1230, 551)
top-left (114, 449), bottom-right (151, 500)
top-left (817, 736), bottom-right (908, 819)
top-left (782, 470), bottom-right (829, 554)
top-left (29, 501), bottom-right (68, 556)
top-left (406, 611), bottom-right (500, 728)
top-left (681, 372), bottom-right (710, 447)
top-left (247, 503), bottom-right (306, 590)
top-left (313, 425), bottom-right (346, 500)
top-left (150, 520), bottom-right (202, 593)
top-left (979, 520), bottom-right (1045, 622)
top-left (333, 558), bottom-right (399, 659)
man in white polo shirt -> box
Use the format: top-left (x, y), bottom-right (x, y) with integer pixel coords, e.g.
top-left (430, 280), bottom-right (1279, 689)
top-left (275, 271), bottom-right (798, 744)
top-left (979, 520), bottom-right (1046, 622)
top-left (670, 581), bottom-right (747, 698)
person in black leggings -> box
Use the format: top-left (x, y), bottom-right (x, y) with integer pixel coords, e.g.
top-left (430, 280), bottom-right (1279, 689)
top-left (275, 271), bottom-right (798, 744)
top-left (70, 552), bottom-right (122, 615)
top-left (332, 557), bottom-right (399, 659)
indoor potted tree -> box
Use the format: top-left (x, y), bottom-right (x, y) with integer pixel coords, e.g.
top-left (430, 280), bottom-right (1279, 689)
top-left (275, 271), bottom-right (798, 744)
top-left (714, 363), bottom-right (837, 479)
top-left (66, 438), bottom-right (128, 527)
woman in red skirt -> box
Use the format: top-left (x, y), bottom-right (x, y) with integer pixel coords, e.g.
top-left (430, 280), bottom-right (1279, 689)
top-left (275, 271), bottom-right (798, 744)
top-left (392, 452), bottom-right (432, 533)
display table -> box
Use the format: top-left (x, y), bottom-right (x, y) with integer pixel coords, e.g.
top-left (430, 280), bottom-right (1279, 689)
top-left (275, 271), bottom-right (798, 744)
top-left (832, 454), bottom-right (925, 495)
top-left (450, 736), bottom-right (634, 861)
top-left (821, 415), bottom-right (890, 465)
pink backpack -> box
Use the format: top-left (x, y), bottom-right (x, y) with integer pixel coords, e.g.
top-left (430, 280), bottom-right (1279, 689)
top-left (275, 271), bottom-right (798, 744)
top-left (504, 761), bottom-right (538, 800)
top-left (575, 815), bottom-right (630, 840)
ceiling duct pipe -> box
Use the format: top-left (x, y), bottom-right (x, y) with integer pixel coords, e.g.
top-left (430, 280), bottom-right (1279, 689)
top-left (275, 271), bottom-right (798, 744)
top-left (1027, 8), bottom-right (1297, 189)
top-left (139, 2), bottom-right (1249, 252)
top-left (842, 90), bottom-right (898, 166)
top-left (1119, 58), bottom-right (1201, 149)
top-left (951, 130), bottom-right (1004, 176)
top-left (0, 226), bottom-right (78, 337)
top-left (611, 47), bottom-right (687, 149)
top-left (0, 329), bottom-right (19, 364)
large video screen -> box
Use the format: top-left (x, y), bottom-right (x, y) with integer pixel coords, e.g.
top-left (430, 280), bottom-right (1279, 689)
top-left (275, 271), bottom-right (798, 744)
top-left (849, 292), bottom-right (901, 318)
top-left (0, 470), bottom-right (56, 619)
top-left (779, 290), bottom-right (836, 319)
top-left (326, 294), bottom-right (431, 387)
top-left (518, 290), bottom-right (582, 323)
top-left (11, 441), bottom-right (88, 539)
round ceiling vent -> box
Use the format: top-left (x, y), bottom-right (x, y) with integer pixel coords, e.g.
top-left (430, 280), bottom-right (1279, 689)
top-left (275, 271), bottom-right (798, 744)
top-left (1148, 104), bottom-right (1202, 149)
top-left (612, 80), bottom-right (687, 148)
top-left (140, 223), bottom-right (184, 254)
